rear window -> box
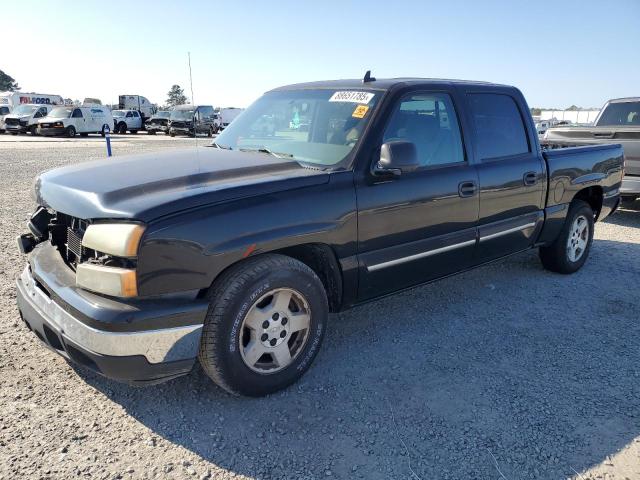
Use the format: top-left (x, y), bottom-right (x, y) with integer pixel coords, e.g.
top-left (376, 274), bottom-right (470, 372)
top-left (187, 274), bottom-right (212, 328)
top-left (596, 102), bottom-right (640, 126)
top-left (468, 93), bottom-right (529, 160)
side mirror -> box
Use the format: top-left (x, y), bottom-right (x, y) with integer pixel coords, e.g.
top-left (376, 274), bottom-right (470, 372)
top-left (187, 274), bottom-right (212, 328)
top-left (375, 141), bottom-right (420, 176)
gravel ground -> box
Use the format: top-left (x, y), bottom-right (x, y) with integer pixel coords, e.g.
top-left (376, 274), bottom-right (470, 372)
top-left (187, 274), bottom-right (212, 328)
top-left (1, 136), bottom-right (639, 480)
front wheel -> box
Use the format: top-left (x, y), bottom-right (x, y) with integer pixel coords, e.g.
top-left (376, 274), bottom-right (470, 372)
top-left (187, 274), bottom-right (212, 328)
top-left (539, 199), bottom-right (594, 274)
top-left (198, 254), bottom-right (328, 397)
top-left (66, 126), bottom-right (76, 138)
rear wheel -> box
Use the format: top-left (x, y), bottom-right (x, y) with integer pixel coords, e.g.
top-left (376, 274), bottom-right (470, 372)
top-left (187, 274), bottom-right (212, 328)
top-left (539, 200), bottom-right (594, 274)
top-left (198, 254), bottom-right (328, 397)
top-left (66, 126), bottom-right (76, 138)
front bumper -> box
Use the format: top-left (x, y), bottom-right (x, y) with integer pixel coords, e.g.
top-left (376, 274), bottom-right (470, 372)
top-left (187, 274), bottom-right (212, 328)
top-left (6, 124), bottom-right (28, 133)
top-left (37, 127), bottom-right (66, 136)
top-left (621, 175), bottom-right (640, 197)
top-left (147, 124), bottom-right (168, 132)
top-left (15, 243), bottom-right (208, 384)
top-left (170, 126), bottom-right (194, 135)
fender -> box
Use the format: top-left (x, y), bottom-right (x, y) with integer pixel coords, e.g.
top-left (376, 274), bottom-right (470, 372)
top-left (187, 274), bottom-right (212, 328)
top-left (136, 172), bottom-right (358, 296)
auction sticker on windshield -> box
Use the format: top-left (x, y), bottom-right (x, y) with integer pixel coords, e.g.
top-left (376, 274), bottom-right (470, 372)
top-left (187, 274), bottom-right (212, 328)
top-left (329, 91), bottom-right (375, 104)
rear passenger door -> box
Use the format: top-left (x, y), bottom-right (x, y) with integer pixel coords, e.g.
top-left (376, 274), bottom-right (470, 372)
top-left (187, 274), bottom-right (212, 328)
top-left (465, 91), bottom-right (545, 261)
top-left (356, 89), bottom-right (479, 299)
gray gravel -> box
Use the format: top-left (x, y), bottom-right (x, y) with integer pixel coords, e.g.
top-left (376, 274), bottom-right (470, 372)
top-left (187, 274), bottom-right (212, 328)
top-left (1, 136), bottom-right (639, 480)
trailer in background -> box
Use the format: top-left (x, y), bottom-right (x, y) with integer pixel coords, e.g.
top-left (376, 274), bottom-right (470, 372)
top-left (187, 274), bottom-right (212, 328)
top-left (0, 92), bottom-right (64, 110)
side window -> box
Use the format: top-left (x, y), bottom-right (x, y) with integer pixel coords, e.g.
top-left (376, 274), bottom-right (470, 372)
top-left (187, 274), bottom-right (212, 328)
top-left (132, 111), bottom-right (139, 118)
top-left (383, 92), bottom-right (465, 167)
top-left (468, 93), bottom-right (529, 160)
top-left (72, 109), bottom-right (83, 118)
top-left (126, 111), bottom-right (133, 118)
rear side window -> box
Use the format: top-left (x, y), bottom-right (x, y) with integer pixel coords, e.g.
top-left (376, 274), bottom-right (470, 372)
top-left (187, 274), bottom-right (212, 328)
top-left (597, 102), bottom-right (640, 126)
top-left (468, 93), bottom-right (529, 160)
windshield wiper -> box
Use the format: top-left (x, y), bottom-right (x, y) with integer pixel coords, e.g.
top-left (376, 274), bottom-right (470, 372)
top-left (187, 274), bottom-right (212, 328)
top-left (210, 142), bottom-right (232, 149)
top-left (239, 147), bottom-right (294, 159)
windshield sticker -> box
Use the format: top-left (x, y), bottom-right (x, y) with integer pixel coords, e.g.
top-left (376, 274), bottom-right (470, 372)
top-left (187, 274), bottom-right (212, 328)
top-left (329, 91), bottom-right (375, 104)
top-left (352, 105), bottom-right (369, 118)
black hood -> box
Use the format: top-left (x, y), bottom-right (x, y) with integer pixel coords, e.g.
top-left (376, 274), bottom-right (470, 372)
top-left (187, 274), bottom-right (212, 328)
top-left (35, 147), bottom-right (328, 222)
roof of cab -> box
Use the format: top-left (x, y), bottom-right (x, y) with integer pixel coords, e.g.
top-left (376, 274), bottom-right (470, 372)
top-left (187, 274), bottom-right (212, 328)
top-left (269, 77), bottom-right (511, 92)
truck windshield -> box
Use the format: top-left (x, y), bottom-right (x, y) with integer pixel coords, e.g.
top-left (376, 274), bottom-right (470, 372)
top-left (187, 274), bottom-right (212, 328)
top-left (12, 105), bottom-right (39, 116)
top-left (155, 111), bottom-right (171, 118)
top-left (597, 101), bottom-right (640, 126)
top-left (49, 107), bottom-right (73, 118)
top-left (171, 109), bottom-right (195, 120)
top-left (214, 89), bottom-right (380, 167)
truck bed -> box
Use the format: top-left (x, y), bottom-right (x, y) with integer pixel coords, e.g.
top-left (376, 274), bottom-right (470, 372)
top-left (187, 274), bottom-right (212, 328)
top-left (543, 126), bottom-right (640, 197)
top-left (542, 143), bottom-right (625, 209)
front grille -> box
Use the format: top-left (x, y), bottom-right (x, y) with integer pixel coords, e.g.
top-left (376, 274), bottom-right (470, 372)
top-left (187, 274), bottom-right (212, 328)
top-left (19, 120), bottom-right (28, 127)
top-left (5, 118), bottom-right (19, 126)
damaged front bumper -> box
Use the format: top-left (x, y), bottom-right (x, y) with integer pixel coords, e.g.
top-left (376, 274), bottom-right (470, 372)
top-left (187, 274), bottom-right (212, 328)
top-left (15, 243), bottom-right (209, 384)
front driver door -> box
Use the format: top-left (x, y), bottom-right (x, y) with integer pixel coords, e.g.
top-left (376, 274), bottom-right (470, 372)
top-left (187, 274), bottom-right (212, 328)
top-left (356, 90), bottom-right (479, 300)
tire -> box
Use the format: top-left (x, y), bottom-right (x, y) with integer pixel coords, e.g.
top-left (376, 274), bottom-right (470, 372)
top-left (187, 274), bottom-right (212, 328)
top-left (29, 125), bottom-right (38, 136)
top-left (117, 122), bottom-right (127, 134)
top-left (198, 254), bottom-right (328, 397)
top-left (208, 126), bottom-right (214, 137)
top-left (147, 130), bottom-right (156, 135)
top-left (539, 200), bottom-right (594, 274)
top-left (130, 130), bottom-right (138, 134)
top-left (66, 126), bottom-right (76, 138)
top-left (169, 131), bottom-right (175, 137)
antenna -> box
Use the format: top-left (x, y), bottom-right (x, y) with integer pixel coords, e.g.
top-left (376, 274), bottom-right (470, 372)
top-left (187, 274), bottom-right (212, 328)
top-left (188, 52), bottom-right (198, 147)
top-left (363, 70), bottom-right (376, 83)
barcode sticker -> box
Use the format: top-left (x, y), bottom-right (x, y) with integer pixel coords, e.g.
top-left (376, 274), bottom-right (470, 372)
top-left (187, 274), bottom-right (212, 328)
top-left (329, 91), bottom-right (375, 104)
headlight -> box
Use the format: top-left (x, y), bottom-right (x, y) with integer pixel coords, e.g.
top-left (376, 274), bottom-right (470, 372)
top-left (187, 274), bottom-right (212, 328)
top-left (81, 223), bottom-right (145, 257)
top-left (76, 264), bottom-right (137, 297)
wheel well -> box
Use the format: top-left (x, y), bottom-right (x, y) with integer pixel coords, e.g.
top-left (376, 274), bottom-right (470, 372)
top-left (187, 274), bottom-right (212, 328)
top-left (573, 186), bottom-right (603, 219)
top-left (273, 243), bottom-right (343, 313)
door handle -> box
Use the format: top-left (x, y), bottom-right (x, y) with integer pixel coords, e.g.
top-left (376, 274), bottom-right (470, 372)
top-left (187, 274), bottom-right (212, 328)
top-left (523, 171), bottom-right (538, 186)
top-left (458, 181), bottom-right (477, 198)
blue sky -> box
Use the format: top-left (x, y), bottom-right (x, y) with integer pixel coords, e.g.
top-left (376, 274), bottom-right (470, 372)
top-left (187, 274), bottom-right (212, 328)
top-left (3, 0), bottom-right (638, 109)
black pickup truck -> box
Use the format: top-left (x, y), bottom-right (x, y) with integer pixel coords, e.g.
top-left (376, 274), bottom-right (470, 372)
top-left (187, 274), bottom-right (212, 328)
top-left (542, 97), bottom-right (640, 202)
top-left (16, 76), bottom-right (623, 396)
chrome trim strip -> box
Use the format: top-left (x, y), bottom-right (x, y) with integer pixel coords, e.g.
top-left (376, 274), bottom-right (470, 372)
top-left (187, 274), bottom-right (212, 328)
top-left (17, 267), bottom-right (202, 363)
top-left (479, 222), bottom-right (537, 243)
top-left (367, 239), bottom-right (476, 272)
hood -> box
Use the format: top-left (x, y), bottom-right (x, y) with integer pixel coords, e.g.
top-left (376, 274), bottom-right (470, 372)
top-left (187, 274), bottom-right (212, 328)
top-left (35, 147), bottom-right (329, 222)
top-left (5, 114), bottom-right (30, 120)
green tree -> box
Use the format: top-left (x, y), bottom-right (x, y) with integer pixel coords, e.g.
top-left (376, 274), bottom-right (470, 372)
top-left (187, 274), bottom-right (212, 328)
top-left (165, 85), bottom-right (188, 108)
top-left (0, 69), bottom-right (20, 91)
top-left (566, 105), bottom-right (580, 111)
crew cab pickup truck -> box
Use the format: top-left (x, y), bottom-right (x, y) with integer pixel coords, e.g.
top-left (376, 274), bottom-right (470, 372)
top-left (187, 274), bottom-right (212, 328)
top-left (16, 76), bottom-right (623, 397)
top-left (543, 97), bottom-right (640, 201)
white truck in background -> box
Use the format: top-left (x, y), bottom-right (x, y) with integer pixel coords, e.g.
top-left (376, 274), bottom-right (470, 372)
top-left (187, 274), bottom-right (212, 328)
top-left (118, 95), bottom-right (156, 122)
top-left (218, 107), bottom-right (244, 130)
